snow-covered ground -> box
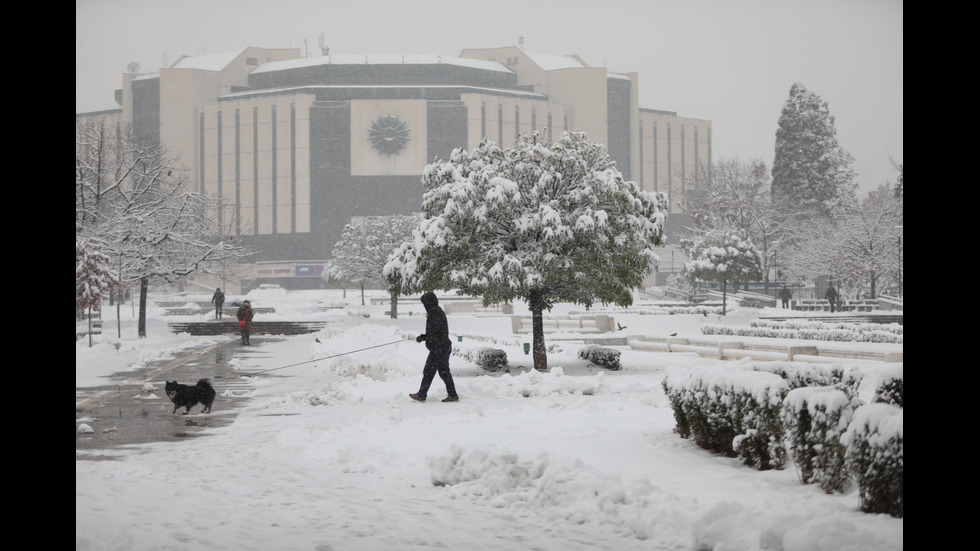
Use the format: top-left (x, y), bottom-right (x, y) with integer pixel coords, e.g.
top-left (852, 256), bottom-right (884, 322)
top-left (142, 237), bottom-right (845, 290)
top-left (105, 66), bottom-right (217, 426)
top-left (76, 288), bottom-right (903, 551)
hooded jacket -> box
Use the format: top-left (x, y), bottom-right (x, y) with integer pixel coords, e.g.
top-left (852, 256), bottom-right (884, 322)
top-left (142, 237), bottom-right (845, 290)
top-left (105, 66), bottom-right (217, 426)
top-left (420, 292), bottom-right (450, 352)
top-left (237, 301), bottom-right (254, 330)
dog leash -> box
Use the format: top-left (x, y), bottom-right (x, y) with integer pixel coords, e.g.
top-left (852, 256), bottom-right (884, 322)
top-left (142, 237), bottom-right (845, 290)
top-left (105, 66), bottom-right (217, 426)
top-left (247, 339), bottom-right (408, 375)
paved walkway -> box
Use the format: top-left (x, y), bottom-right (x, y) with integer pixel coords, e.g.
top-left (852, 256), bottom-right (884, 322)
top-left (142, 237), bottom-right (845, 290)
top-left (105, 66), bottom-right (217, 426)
top-left (75, 336), bottom-right (284, 460)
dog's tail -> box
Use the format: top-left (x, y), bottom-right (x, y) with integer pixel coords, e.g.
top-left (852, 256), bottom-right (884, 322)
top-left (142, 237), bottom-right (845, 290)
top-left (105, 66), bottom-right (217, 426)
top-left (196, 378), bottom-right (214, 390)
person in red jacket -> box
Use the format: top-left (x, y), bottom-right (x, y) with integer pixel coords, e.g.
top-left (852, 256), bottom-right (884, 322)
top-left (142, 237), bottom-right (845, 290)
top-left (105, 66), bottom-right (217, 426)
top-left (236, 300), bottom-right (254, 345)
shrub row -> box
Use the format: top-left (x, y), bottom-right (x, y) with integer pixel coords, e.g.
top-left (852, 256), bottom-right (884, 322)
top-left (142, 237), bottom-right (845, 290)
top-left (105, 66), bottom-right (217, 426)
top-left (570, 305), bottom-right (725, 316)
top-left (751, 319), bottom-right (903, 336)
top-left (700, 323), bottom-right (903, 344)
top-left (577, 345), bottom-right (622, 370)
top-left (663, 363), bottom-right (903, 517)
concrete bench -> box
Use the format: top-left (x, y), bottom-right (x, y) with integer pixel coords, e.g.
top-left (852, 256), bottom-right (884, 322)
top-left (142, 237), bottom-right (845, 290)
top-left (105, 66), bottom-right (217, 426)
top-left (444, 301), bottom-right (514, 315)
top-left (511, 314), bottom-right (615, 334)
top-left (627, 335), bottom-right (901, 363)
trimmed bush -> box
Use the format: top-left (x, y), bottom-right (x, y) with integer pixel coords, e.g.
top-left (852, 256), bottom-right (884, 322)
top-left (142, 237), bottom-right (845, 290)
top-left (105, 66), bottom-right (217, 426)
top-left (663, 366), bottom-right (788, 470)
top-left (751, 363), bottom-right (864, 400)
top-left (782, 387), bottom-right (855, 493)
top-left (841, 403), bottom-right (903, 517)
top-left (454, 347), bottom-right (508, 372)
top-left (874, 365), bottom-right (903, 408)
top-left (577, 345), bottom-right (622, 370)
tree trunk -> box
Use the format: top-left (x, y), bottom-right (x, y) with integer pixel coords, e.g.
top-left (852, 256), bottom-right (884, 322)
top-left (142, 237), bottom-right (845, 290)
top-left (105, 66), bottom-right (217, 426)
top-left (138, 277), bottom-right (148, 338)
top-left (722, 279), bottom-right (728, 316)
top-left (389, 290), bottom-right (399, 319)
top-left (528, 289), bottom-right (548, 371)
top-left (87, 307), bottom-right (94, 348)
top-left (360, 283), bottom-right (365, 306)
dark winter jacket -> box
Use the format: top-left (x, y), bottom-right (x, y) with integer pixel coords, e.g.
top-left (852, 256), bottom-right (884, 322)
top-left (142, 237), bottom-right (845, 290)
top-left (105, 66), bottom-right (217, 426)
top-left (417, 292), bottom-right (451, 352)
top-left (779, 288), bottom-right (792, 301)
top-left (237, 301), bottom-right (254, 331)
top-left (825, 287), bottom-right (838, 303)
top-left (212, 290), bottom-right (225, 306)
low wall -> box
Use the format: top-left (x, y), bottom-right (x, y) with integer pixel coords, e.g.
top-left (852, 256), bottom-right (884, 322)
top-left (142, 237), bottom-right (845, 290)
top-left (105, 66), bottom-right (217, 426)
top-left (511, 314), bottom-right (616, 334)
top-left (626, 335), bottom-right (902, 363)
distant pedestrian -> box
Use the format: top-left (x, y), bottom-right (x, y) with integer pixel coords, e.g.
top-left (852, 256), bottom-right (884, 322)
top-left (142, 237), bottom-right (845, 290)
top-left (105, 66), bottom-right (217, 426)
top-left (779, 285), bottom-right (792, 309)
top-left (409, 292), bottom-right (459, 403)
top-left (211, 288), bottom-right (225, 319)
top-left (825, 284), bottom-right (839, 313)
top-left (236, 300), bottom-right (254, 345)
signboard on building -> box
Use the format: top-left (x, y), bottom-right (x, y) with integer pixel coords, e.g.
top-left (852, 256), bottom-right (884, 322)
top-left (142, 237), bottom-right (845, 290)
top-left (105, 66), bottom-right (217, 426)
top-left (252, 264), bottom-right (326, 278)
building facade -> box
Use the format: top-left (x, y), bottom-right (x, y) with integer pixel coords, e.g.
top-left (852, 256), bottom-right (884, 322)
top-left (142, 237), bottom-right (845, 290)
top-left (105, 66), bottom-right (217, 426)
top-left (77, 45), bottom-right (711, 290)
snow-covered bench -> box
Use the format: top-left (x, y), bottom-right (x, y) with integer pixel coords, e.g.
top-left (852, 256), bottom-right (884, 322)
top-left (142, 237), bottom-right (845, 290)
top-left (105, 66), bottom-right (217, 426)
top-left (626, 335), bottom-right (902, 363)
top-left (511, 314), bottom-right (616, 334)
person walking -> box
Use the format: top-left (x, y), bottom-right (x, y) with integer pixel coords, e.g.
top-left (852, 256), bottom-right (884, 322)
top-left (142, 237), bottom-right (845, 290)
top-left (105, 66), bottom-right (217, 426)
top-left (779, 285), bottom-right (792, 309)
top-left (211, 288), bottom-right (225, 319)
top-left (236, 300), bottom-right (254, 345)
top-left (409, 292), bottom-right (459, 403)
top-left (825, 284), bottom-right (839, 313)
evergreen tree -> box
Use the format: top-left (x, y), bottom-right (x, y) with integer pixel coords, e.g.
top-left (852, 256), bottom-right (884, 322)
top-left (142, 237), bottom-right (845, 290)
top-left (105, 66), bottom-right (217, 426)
top-left (685, 228), bottom-right (763, 315)
top-left (76, 237), bottom-right (119, 347)
top-left (385, 132), bottom-right (668, 371)
top-left (771, 83), bottom-right (857, 217)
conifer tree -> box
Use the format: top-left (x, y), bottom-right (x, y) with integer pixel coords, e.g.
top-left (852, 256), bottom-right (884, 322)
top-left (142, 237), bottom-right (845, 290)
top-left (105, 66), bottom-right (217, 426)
top-left (771, 83), bottom-right (857, 217)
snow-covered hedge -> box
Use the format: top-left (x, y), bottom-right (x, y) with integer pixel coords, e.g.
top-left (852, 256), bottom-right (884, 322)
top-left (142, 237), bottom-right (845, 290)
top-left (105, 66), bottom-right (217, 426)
top-left (702, 320), bottom-right (903, 344)
top-left (454, 347), bottom-right (508, 372)
top-left (749, 363), bottom-right (864, 400)
top-left (572, 305), bottom-right (724, 316)
top-left (663, 362), bottom-right (904, 517)
top-left (662, 366), bottom-right (788, 470)
top-left (841, 403), bottom-right (903, 517)
top-left (782, 387), bottom-right (854, 493)
top-left (874, 364), bottom-right (903, 407)
top-left (577, 345), bottom-right (622, 371)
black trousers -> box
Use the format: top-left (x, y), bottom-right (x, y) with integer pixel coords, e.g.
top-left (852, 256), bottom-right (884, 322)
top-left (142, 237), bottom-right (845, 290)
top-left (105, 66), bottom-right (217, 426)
top-left (417, 345), bottom-right (456, 399)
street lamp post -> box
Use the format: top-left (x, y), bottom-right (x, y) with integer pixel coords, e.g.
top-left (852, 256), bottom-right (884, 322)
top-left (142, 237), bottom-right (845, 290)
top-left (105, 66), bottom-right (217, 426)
top-left (897, 235), bottom-right (902, 298)
top-left (895, 225), bottom-right (903, 299)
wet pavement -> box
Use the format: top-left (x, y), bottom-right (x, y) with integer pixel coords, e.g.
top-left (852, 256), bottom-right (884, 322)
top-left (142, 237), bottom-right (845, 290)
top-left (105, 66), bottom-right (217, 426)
top-left (75, 336), bottom-right (286, 461)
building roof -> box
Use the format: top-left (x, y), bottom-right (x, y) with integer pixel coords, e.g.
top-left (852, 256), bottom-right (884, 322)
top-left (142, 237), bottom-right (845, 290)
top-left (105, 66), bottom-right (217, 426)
top-left (170, 50), bottom-right (244, 71)
top-left (219, 84), bottom-right (546, 102)
top-left (522, 51), bottom-right (587, 71)
top-left (252, 54), bottom-right (512, 75)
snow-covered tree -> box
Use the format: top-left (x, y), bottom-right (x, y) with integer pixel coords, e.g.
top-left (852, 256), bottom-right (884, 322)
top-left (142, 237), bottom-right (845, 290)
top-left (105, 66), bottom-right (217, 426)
top-left (685, 228), bottom-right (763, 315)
top-left (771, 83), bottom-right (857, 217)
top-left (76, 118), bottom-right (253, 337)
top-left (329, 214), bottom-right (420, 312)
top-left (384, 131), bottom-right (668, 371)
top-left (76, 237), bottom-right (120, 347)
top-left (685, 157), bottom-right (784, 289)
top-left (779, 185), bottom-right (902, 298)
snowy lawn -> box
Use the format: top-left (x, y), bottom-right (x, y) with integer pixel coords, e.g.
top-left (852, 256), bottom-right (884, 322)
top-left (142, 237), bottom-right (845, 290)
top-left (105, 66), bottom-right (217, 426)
top-left (76, 289), bottom-right (903, 551)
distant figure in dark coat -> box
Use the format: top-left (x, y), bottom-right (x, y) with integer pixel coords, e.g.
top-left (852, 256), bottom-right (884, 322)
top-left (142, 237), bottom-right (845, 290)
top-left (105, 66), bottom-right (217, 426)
top-left (825, 284), bottom-right (839, 313)
top-left (236, 300), bottom-right (254, 345)
top-left (409, 292), bottom-right (459, 403)
top-left (211, 288), bottom-right (225, 319)
top-left (779, 286), bottom-right (792, 309)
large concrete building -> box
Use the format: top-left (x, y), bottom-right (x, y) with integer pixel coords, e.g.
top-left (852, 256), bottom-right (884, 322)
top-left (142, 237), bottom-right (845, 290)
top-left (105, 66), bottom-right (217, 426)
top-left (77, 45), bottom-right (711, 290)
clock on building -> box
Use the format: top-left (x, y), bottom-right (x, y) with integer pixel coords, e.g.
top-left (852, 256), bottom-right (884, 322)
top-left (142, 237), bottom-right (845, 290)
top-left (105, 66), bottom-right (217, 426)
top-left (368, 113), bottom-right (410, 156)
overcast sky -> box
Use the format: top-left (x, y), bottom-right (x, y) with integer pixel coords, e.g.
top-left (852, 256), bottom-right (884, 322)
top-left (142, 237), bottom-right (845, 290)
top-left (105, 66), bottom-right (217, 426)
top-left (76, 0), bottom-right (902, 195)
